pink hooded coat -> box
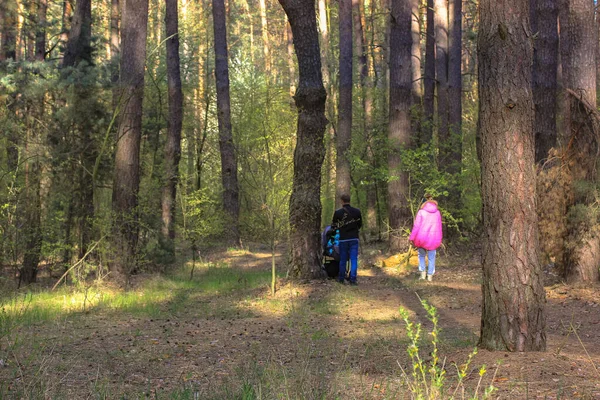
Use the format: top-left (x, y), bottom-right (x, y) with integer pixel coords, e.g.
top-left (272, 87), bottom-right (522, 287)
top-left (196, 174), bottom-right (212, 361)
top-left (408, 201), bottom-right (443, 250)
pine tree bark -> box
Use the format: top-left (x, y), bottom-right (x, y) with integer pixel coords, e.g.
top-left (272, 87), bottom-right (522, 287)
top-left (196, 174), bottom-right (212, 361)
top-left (388, 0), bottom-right (413, 253)
top-left (434, 0), bottom-right (449, 162)
top-left (423, 0), bottom-right (435, 143)
top-left (278, 0), bottom-right (328, 279)
top-left (410, 0), bottom-right (422, 121)
top-left (562, 0), bottom-right (598, 283)
top-left (531, 0), bottom-right (559, 164)
top-left (478, 0), bottom-right (546, 351)
top-left (285, 21), bottom-right (296, 98)
top-left (259, 0), bottom-right (271, 75)
top-left (0, 0), bottom-right (18, 61)
top-left (446, 0), bottom-right (462, 209)
top-left (212, 0), bottom-right (240, 245)
top-left (35, 0), bottom-right (47, 61)
top-left (336, 0), bottom-right (353, 199)
top-left (110, 0), bottom-right (120, 112)
top-left (60, 0), bottom-right (73, 47)
top-left (160, 0), bottom-right (184, 259)
top-left (62, 0), bottom-right (92, 67)
top-left (111, 0), bottom-right (149, 284)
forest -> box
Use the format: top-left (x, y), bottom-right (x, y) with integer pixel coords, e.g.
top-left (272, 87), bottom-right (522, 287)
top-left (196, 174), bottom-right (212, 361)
top-left (1, 0), bottom-right (600, 398)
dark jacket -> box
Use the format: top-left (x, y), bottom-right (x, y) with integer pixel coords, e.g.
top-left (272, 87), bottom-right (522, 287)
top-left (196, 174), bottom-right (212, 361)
top-left (332, 204), bottom-right (362, 240)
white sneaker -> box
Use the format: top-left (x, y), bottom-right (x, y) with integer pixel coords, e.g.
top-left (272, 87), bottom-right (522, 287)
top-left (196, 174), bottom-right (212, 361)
top-left (419, 271), bottom-right (426, 280)
top-left (426, 274), bottom-right (433, 282)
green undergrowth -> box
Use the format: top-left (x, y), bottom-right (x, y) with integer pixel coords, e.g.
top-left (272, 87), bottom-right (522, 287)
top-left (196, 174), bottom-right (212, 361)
top-left (0, 260), bottom-right (279, 334)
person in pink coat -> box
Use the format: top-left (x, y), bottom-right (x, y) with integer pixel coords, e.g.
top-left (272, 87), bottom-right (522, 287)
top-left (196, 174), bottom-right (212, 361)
top-left (408, 194), bottom-right (443, 281)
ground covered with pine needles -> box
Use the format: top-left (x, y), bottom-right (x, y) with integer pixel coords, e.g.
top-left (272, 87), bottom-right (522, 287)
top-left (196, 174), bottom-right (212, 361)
top-left (1, 244), bottom-right (599, 399)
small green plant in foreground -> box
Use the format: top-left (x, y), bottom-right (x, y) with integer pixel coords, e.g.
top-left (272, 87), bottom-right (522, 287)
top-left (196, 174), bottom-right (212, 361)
top-left (398, 300), bottom-right (497, 400)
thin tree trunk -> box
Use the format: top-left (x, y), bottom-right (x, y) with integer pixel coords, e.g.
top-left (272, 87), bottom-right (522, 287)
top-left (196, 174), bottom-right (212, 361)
top-left (478, 0), bottom-right (546, 351)
top-left (25, 0), bottom-right (35, 61)
top-left (388, 0), bottom-right (413, 253)
top-left (259, 0), bottom-right (271, 75)
top-left (434, 0), bottom-right (449, 163)
top-left (62, 0), bottom-right (92, 68)
top-left (35, 0), bottom-right (47, 61)
top-left (532, 0), bottom-right (559, 164)
top-left (20, 110), bottom-right (42, 285)
top-left (60, 0), bottom-right (73, 48)
top-left (110, 0), bottom-right (120, 112)
top-left (446, 0), bottom-right (462, 208)
top-left (1, 0), bottom-right (18, 61)
top-left (410, 0), bottom-right (422, 128)
top-left (212, 0), bottom-right (240, 245)
top-left (111, 0), bottom-right (149, 284)
top-left (278, 0), bottom-right (328, 279)
top-left (423, 0), bottom-right (435, 143)
top-left (355, 0), bottom-right (376, 236)
top-left (318, 0), bottom-right (336, 222)
top-left (336, 0), bottom-right (353, 200)
top-left (161, 0), bottom-right (184, 259)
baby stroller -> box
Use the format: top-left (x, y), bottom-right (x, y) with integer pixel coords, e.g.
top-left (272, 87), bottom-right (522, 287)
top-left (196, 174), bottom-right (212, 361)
top-left (322, 226), bottom-right (348, 279)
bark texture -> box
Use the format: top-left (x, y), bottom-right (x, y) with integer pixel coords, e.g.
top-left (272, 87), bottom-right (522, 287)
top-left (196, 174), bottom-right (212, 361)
top-left (388, 0), bottom-right (413, 253)
top-left (35, 0), bottom-right (48, 61)
top-left (336, 0), bottom-right (353, 199)
top-left (434, 0), bottom-right (449, 158)
top-left (531, 0), bottom-right (559, 164)
top-left (1, 0), bottom-right (18, 61)
top-left (278, 0), bottom-right (328, 279)
top-left (110, 0), bottom-right (120, 111)
top-left (423, 0), bottom-right (435, 144)
top-left (111, 0), bottom-right (149, 283)
top-left (62, 0), bottom-right (92, 67)
top-left (161, 0), bottom-right (184, 257)
top-left (213, 0), bottom-right (241, 244)
top-left (478, 0), bottom-right (546, 351)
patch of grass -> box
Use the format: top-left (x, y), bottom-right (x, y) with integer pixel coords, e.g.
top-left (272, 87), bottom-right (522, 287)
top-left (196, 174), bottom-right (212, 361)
top-left (0, 261), bottom-right (279, 332)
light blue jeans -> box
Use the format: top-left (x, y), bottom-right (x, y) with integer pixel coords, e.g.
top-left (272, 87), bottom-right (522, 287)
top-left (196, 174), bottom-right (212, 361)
top-left (418, 248), bottom-right (436, 276)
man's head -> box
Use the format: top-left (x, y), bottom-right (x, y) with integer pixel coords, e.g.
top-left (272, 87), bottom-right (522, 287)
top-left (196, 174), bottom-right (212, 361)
top-left (340, 193), bottom-right (351, 204)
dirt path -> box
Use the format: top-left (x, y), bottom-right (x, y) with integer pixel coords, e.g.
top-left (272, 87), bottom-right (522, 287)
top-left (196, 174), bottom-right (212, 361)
top-left (1, 247), bottom-right (599, 399)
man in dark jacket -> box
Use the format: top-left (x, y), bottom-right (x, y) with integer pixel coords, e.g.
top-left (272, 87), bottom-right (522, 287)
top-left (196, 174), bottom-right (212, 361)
top-left (331, 193), bottom-right (362, 285)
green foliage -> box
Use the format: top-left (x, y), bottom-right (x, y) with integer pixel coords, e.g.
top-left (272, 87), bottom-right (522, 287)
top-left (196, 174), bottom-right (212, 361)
top-left (398, 300), bottom-right (496, 400)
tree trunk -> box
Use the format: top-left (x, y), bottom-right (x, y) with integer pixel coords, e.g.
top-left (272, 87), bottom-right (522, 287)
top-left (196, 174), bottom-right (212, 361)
top-left (410, 0), bottom-right (422, 125)
top-left (259, 0), bottom-right (270, 75)
top-left (1, 0), bottom-right (18, 61)
top-left (353, 0), bottom-right (368, 85)
top-left (285, 21), bottom-right (296, 98)
top-left (111, 0), bottom-right (149, 284)
top-left (278, 0), bottom-right (328, 279)
top-left (318, 0), bottom-right (336, 222)
top-left (531, 0), bottom-right (559, 164)
top-left (20, 115), bottom-right (42, 285)
top-left (110, 0), bottom-right (120, 112)
top-left (160, 0), bottom-right (184, 260)
top-left (478, 0), bottom-right (546, 351)
top-left (562, 0), bottom-right (598, 283)
top-left (35, 0), bottom-right (47, 61)
top-left (354, 0), bottom-right (376, 237)
top-left (388, 0), bottom-right (413, 253)
top-left (212, 0), bottom-right (240, 245)
top-left (434, 0), bottom-right (449, 163)
top-left (60, 0), bottom-right (73, 48)
top-left (336, 0), bottom-right (352, 199)
top-left (446, 0), bottom-right (462, 209)
top-left (423, 0), bottom-right (435, 144)
top-left (62, 0), bottom-right (92, 67)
